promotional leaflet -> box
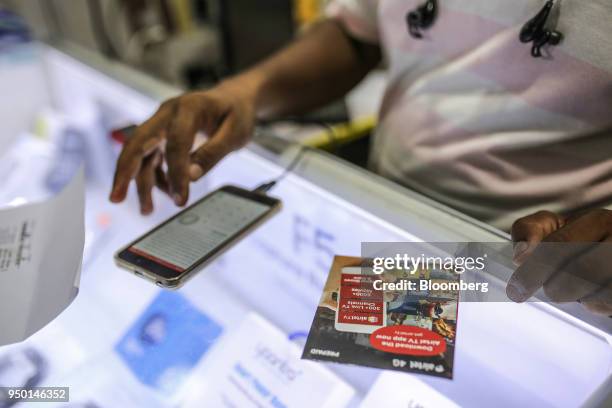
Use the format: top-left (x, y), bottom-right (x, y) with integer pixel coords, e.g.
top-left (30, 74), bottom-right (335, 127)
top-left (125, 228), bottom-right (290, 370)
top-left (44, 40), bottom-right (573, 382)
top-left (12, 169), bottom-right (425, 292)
top-left (303, 256), bottom-right (459, 379)
top-left (0, 167), bottom-right (84, 346)
top-left (180, 313), bottom-right (355, 408)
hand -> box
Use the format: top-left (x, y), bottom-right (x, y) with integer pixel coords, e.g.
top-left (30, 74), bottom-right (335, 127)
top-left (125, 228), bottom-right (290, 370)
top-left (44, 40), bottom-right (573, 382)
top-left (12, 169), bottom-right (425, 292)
top-left (507, 209), bottom-right (612, 315)
top-left (109, 79), bottom-right (258, 214)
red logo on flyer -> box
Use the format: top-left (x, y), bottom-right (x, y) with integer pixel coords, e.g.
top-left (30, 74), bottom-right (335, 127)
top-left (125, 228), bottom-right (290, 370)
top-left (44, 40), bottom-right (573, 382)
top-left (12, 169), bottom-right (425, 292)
top-left (370, 326), bottom-right (446, 356)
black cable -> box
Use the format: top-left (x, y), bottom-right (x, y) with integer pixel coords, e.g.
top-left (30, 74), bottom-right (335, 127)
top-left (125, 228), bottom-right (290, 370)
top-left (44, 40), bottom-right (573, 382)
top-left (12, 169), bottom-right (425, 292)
top-left (313, 121), bottom-right (340, 151)
top-left (253, 144), bottom-right (309, 193)
top-left (252, 119), bottom-right (340, 194)
top-left (258, 118), bottom-right (339, 150)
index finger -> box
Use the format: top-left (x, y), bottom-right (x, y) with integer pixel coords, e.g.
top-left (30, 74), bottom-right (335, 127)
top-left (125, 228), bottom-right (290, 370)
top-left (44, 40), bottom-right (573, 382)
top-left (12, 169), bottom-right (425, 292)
top-left (507, 210), bottom-right (612, 302)
top-left (165, 102), bottom-right (199, 205)
top-left (110, 101), bottom-right (173, 202)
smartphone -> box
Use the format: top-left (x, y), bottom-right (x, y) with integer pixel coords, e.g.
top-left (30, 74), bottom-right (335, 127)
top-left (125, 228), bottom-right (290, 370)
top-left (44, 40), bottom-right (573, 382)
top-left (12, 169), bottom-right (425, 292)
top-left (335, 266), bottom-right (387, 334)
top-left (115, 185), bottom-right (281, 289)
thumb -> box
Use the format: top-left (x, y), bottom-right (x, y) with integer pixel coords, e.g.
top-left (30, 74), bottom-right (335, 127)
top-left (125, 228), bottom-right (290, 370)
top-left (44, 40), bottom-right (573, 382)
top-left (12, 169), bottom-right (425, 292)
top-left (189, 119), bottom-right (235, 181)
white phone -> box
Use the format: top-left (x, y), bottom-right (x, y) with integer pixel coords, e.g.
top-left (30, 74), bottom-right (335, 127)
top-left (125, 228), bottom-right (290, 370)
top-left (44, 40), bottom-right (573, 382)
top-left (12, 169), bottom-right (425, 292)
top-left (335, 266), bottom-right (387, 334)
top-left (115, 185), bottom-right (281, 289)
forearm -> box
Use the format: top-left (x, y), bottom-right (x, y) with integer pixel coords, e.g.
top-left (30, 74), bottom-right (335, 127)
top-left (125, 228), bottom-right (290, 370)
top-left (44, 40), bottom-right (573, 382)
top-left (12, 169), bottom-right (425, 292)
top-left (222, 19), bottom-right (381, 119)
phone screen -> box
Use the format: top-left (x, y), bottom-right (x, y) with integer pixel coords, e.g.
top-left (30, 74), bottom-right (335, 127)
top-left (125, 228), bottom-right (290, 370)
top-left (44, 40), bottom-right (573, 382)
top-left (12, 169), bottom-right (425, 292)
top-left (118, 188), bottom-right (277, 280)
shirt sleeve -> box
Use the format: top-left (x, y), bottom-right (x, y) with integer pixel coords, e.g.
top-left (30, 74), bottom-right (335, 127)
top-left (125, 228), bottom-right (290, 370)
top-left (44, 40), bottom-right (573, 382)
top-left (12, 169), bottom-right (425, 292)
top-left (325, 0), bottom-right (380, 44)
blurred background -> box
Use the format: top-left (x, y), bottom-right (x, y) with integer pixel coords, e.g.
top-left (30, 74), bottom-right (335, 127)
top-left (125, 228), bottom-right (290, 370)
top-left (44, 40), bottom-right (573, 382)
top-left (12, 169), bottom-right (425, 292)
top-left (0, 0), bottom-right (325, 88)
top-left (0, 0), bottom-right (385, 165)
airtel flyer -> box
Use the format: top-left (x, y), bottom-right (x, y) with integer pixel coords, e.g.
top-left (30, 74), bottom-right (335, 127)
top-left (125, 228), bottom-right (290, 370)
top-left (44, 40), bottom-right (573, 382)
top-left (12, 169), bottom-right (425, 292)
top-left (302, 256), bottom-right (459, 379)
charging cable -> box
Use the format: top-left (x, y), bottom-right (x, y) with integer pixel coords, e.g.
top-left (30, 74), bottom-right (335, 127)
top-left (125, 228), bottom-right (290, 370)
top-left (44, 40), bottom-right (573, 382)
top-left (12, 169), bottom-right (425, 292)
top-left (252, 120), bottom-right (338, 194)
top-left (253, 144), bottom-right (309, 194)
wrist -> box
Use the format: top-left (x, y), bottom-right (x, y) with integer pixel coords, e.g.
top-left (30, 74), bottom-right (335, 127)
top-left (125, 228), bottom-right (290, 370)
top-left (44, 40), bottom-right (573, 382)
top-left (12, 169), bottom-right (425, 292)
top-left (217, 70), bottom-right (268, 113)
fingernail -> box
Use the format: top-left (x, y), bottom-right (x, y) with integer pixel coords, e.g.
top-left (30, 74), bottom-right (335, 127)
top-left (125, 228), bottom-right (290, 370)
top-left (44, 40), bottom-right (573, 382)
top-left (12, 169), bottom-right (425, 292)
top-left (109, 190), bottom-right (120, 203)
top-left (189, 163), bottom-right (203, 180)
top-left (506, 279), bottom-right (528, 302)
top-left (173, 193), bottom-right (183, 205)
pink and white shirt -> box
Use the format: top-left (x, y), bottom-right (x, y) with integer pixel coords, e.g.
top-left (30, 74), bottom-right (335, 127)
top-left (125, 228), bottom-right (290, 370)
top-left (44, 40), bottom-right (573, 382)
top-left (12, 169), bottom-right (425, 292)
top-left (327, 0), bottom-right (612, 230)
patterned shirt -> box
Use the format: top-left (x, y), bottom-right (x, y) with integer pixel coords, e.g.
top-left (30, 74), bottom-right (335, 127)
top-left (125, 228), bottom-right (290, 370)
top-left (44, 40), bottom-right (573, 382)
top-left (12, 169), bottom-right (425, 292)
top-left (327, 0), bottom-right (612, 230)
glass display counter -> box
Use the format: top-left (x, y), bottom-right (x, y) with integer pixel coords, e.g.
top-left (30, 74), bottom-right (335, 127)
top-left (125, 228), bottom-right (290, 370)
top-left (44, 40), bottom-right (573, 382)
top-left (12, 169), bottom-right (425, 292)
top-left (0, 42), bottom-right (609, 408)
